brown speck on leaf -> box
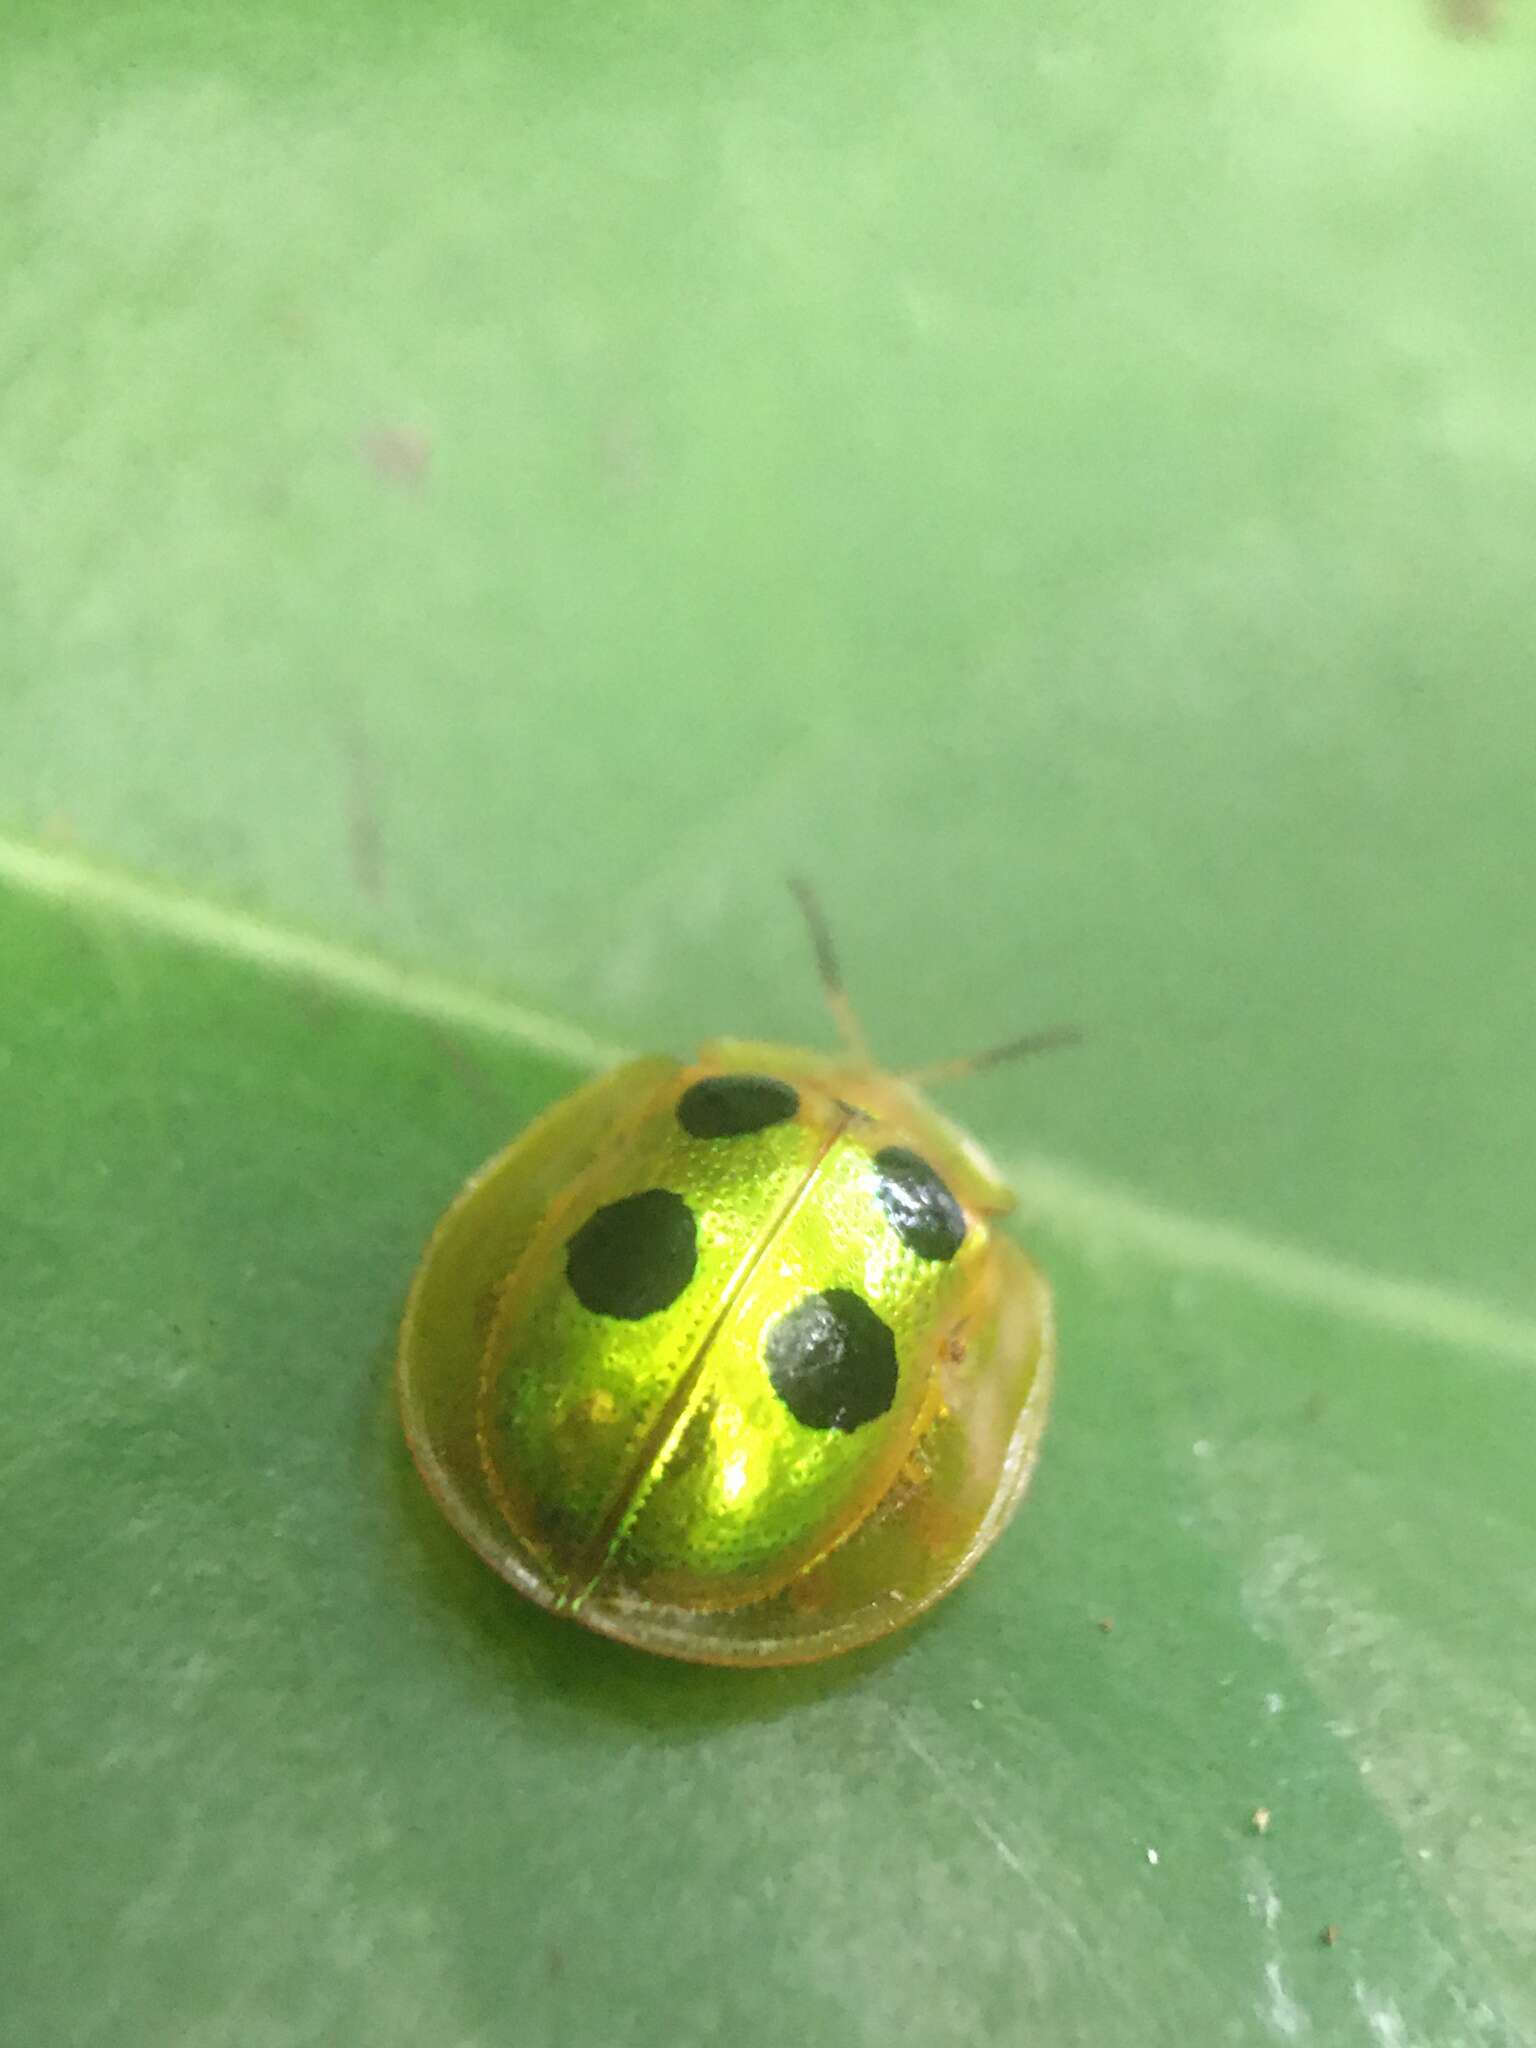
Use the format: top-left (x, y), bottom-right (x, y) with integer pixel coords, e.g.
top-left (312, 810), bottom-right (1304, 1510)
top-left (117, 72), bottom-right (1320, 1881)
top-left (341, 724), bottom-right (384, 899)
top-left (361, 423), bottom-right (433, 489)
top-left (1321, 1923), bottom-right (1340, 1948)
top-left (1436, 0), bottom-right (1499, 33)
top-left (547, 1944), bottom-right (565, 1982)
top-left (429, 1026), bottom-right (514, 1116)
top-left (1250, 1806), bottom-right (1271, 1836)
top-left (1095, 1616), bottom-right (1114, 1633)
top-left (290, 976), bottom-right (339, 1035)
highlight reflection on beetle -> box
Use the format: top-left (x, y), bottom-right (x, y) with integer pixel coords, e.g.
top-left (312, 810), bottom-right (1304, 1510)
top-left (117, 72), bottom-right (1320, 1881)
top-left (397, 887), bottom-right (1071, 1667)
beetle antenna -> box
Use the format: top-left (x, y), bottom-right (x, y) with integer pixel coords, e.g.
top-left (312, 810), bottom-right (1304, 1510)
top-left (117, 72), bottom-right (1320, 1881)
top-left (788, 877), bottom-right (873, 1066)
top-left (902, 1023), bottom-right (1082, 1089)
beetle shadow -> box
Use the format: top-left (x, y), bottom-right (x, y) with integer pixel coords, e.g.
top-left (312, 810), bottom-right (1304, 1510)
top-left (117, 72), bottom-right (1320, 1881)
top-left (374, 1365), bottom-right (919, 1736)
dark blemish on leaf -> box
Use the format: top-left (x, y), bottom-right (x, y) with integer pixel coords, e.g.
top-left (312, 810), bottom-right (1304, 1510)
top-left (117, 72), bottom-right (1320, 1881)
top-left (340, 722), bottom-right (384, 900)
top-left (289, 977), bottom-right (340, 1035)
top-left (361, 423), bottom-right (433, 489)
top-left (427, 1025), bottom-right (516, 1117)
top-left (1435, 0), bottom-right (1498, 34)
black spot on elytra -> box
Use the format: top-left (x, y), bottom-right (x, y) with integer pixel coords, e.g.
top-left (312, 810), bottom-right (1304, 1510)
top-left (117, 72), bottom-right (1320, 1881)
top-left (872, 1147), bottom-right (967, 1262)
top-left (565, 1189), bottom-right (697, 1320)
top-left (677, 1072), bottom-right (800, 1140)
top-left (765, 1288), bottom-right (898, 1433)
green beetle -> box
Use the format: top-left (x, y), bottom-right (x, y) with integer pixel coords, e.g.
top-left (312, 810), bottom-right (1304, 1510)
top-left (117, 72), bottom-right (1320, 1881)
top-left (398, 890), bottom-right (1067, 1666)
